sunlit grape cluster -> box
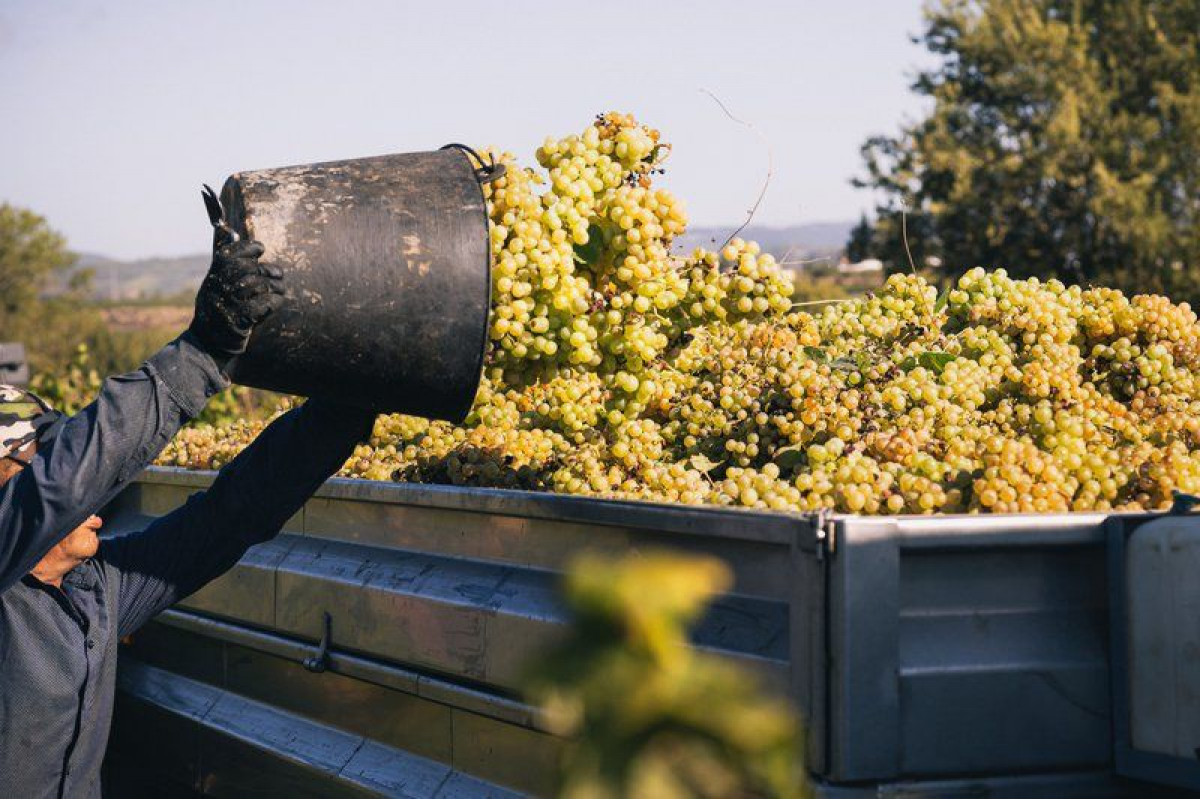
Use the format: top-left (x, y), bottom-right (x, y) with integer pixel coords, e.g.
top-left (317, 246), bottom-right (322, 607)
top-left (158, 115), bottom-right (1200, 516)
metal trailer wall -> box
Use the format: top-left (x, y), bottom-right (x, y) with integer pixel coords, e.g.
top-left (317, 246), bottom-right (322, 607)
top-left (826, 514), bottom-right (1123, 795)
top-left (102, 468), bottom-right (1127, 797)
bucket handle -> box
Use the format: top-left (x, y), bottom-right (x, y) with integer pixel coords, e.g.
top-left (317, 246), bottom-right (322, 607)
top-left (440, 143), bottom-right (506, 185)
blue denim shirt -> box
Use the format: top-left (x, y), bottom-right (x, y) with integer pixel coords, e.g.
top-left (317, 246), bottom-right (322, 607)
top-left (0, 334), bottom-right (375, 797)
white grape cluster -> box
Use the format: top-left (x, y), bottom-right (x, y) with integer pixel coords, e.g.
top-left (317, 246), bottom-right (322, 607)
top-left (159, 115), bottom-right (1200, 515)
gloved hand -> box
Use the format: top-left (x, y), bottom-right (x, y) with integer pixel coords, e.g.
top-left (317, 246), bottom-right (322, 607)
top-left (187, 237), bottom-right (284, 369)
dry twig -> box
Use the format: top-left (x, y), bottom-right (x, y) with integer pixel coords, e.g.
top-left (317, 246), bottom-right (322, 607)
top-left (699, 89), bottom-right (773, 251)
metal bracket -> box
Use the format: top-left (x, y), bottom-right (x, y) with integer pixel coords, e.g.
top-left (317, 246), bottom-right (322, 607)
top-left (1170, 490), bottom-right (1200, 514)
top-left (302, 612), bottom-right (333, 673)
top-left (815, 510), bottom-right (836, 561)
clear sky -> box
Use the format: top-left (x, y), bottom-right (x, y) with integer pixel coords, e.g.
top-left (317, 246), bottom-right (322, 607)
top-left (0, 1), bottom-right (931, 260)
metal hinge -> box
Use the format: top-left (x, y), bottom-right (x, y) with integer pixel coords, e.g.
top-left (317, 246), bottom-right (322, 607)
top-left (814, 510), bottom-right (836, 561)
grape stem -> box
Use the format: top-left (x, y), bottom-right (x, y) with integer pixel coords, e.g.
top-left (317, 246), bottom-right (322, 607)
top-left (778, 255), bottom-right (835, 268)
top-left (901, 202), bottom-right (918, 275)
top-left (791, 298), bottom-right (854, 308)
top-left (699, 89), bottom-right (773, 251)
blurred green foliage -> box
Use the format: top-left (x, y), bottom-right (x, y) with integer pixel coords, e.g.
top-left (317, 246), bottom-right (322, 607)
top-left (0, 203), bottom-right (75, 316)
top-left (854, 0), bottom-right (1200, 301)
top-left (527, 551), bottom-right (810, 798)
top-left (0, 203), bottom-right (167, 375)
top-left (789, 262), bottom-right (883, 307)
top-left (195, 384), bottom-right (286, 427)
top-left (791, 274), bottom-right (851, 304)
top-left (29, 345), bottom-right (103, 416)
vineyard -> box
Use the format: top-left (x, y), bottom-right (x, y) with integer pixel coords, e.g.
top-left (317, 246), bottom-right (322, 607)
top-left (158, 113), bottom-right (1200, 516)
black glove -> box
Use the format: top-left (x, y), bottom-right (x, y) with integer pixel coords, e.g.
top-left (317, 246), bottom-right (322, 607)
top-left (188, 237), bottom-right (284, 369)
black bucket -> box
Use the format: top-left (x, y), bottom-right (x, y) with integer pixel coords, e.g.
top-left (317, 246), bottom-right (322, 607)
top-left (216, 146), bottom-right (499, 422)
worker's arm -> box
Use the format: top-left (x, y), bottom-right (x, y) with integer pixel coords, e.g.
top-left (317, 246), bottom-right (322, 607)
top-left (0, 229), bottom-right (280, 593)
top-left (0, 334), bottom-right (226, 592)
top-left (100, 398), bottom-right (375, 636)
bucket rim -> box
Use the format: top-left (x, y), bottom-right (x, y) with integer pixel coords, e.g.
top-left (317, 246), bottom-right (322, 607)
top-left (441, 146), bottom-right (492, 425)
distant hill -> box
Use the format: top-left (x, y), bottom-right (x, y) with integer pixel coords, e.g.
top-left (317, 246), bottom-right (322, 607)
top-left (674, 221), bottom-right (853, 264)
top-left (72, 252), bottom-right (208, 301)
top-left (65, 220), bottom-right (855, 300)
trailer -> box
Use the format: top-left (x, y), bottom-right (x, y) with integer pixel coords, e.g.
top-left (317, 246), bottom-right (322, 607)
top-left (100, 467), bottom-right (1187, 797)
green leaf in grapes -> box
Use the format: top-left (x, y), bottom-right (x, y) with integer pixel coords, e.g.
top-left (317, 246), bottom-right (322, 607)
top-left (774, 445), bottom-right (806, 471)
top-left (803, 346), bottom-right (828, 363)
top-left (572, 223), bottom-right (605, 266)
top-left (918, 351), bottom-right (955, 374)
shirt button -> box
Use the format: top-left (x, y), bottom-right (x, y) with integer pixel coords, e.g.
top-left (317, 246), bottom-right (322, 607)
top-left (86, 639), bottom-right (95, 649)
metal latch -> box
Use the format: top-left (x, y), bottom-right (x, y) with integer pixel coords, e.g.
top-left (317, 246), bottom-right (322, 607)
top-left (303, 611), bottom-right (333, 673)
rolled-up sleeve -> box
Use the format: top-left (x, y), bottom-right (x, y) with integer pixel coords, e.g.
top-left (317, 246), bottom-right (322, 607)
top-left (0, 333), bottom-right (226, 592)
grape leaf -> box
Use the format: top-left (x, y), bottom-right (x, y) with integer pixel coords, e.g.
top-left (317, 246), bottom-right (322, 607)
top-left (899, 356), bottom-right (919, 371)
top-left (803, 346), bottom-right (828, 363)
top-left (934, 287), bottom-right (949, 313)
top-left (830, 352), bottom-right (874, 373)
top-left (918, 351), bottom-right (955, 374)
top-left (773, 445), bottom-right (806, 471)
top-left (572, 223), bottom-right (605, 266)
top-left (689, 455), bottom-right (723, 474)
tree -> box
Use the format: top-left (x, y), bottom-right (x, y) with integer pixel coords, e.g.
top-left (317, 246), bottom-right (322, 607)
top-left (0, 204), bottom-right (75, 315)
top-left (852, 0), bottom-right (1200, 300)
top-left (845, 213), bottom-right (875, 263)
top-left (0, 204), bottom-right (114, 374)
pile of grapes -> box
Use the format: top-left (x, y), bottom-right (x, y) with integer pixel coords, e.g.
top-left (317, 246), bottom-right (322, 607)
top-left (159, 113), bottom-right (1200, 514)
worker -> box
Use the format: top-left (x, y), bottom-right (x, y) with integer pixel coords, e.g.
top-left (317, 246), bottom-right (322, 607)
top-left (0, 229), bottom-right (377, 797)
